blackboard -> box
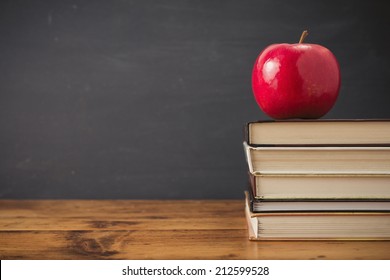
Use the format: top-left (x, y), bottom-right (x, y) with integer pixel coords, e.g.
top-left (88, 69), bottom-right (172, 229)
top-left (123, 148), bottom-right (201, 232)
top-left (0, 0), bottom-right (389, 198)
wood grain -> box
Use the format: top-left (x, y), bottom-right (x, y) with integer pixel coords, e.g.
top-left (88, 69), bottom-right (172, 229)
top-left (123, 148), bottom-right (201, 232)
top-left (0, 200), bottom-right (389, 259)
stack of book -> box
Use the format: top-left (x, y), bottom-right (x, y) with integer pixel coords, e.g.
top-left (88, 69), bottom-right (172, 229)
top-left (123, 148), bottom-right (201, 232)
top-left (243, 119), bottom-right (390, 240)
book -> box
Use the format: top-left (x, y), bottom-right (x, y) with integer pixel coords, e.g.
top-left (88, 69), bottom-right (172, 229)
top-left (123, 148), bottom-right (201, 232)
top-left (249, 173), bottom-right (390, 200)
top-left (243, 142), bottom-right (390, 175)
top-left (245, 119), bottom-right (390, 146)
top-left (244, 192), bottom-right (390, 240)
top-left (247, 188), bottom-right (390, 212)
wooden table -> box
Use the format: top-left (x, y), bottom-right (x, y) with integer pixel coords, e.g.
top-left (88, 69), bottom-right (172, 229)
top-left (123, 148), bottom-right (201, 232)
top-left (0, 200), bottom-right (389, 259)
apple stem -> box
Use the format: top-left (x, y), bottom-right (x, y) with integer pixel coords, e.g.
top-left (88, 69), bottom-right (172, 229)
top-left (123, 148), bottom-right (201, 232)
top-left (299, 30), bottom-right (309, 43)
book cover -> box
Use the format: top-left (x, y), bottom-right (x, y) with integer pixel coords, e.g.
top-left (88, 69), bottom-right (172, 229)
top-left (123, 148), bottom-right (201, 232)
top-left (248, 172), bottom-right (390, 200)
top-left (247, 187), bottom-right (390, 213)
top-left (245, 119), bottom-right (390, 146)
top-left (243, 142), bottom-right (390, 175)
top-left (244, 192), bottom-right (390, 240)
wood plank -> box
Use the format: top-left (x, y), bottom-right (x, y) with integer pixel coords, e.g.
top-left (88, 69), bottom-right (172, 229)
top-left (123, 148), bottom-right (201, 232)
top-left (1, 200), bottom-right (390, 259)
top-left (0, 217), bottom-right (245, 230)
top-left (1, 230), bottom-right (390, 260)
top-left (0, 200), bottom-right (243, 218)
top-left (0, 200), bottom-right (244, 230)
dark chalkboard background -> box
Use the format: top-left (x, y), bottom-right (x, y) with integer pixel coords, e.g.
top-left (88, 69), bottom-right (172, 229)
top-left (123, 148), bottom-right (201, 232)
top-left (0, 0), bottom-right (389, 198)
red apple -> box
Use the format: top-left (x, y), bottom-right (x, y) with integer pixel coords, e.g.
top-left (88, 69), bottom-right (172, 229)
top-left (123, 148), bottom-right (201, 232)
top-left (252, 31), bottom-right (341, 119)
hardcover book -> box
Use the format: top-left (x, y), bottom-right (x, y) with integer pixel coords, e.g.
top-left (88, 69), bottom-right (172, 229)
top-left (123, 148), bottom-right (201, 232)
top-left (245, 119), bottom-right (390, 146)
top-left (243, 142), bottom-right (390, 175)
top-left (247, 188), bottom-right (390, 212)
top-left (248, 173), bottom-right (390, 200)
top-left (244, 192), bottom-right (390, 240)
